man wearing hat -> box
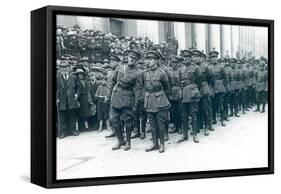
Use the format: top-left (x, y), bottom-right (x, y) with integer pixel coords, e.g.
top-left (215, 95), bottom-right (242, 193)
top-left (193, 50), bottom-right (214, 135)
top-left (177, 50), bottom-right (202, 143)
top-left (255, 62), bottom-right (268, 113)
top-left (168, 55), bottom-right (182, 134)
top-left (137, 50), bottom-right (171, 153)
top-left (209, 50), bottom-right (227, 127)
top-left (56, 62), bottom-right (80, 138)
top-left (105, 50), bottom-right (142, 151)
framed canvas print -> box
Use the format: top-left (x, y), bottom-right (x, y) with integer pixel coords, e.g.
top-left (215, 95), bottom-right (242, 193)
top-left (31, 5), bottom-right (274, 188)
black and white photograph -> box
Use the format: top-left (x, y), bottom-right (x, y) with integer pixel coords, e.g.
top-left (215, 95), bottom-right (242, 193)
top-left (55, 14), bottom-right (269, 180)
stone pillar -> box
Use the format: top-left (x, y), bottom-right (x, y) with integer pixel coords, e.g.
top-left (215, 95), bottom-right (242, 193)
top-left (185, 23), bottom-right (195, 49)
top-left (208, 24), bottom-right (221, 57)
top-left (194, 23), bottom-right (207, 53)
top-left (174, 22), bottom-right (186, 53)
top-left (220, 25), bottom-right (232, 58)
top-left (137, 20), bottom-right (159, 43)
top-left (231, 25), bottom-right (240, 58)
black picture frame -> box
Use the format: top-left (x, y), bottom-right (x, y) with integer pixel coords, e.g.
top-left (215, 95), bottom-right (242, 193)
top-left (31, 5), bottom-right (274, 188)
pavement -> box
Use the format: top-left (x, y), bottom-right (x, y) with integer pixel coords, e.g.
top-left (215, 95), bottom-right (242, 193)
top-left (57, 107), bottom-right (268, 180)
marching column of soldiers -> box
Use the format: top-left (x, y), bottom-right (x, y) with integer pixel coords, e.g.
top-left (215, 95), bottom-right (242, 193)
top-left (56, 25), bottom-right (268, 154)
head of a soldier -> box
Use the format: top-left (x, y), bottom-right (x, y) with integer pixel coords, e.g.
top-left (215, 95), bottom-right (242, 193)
top-left (147, 51), bottom-right (161, 69)
top-left (192, 50), bottom-right (202, 65)
top-left (128, 50), bottom-right (141, 67)
top-left (209, 51), bottom-right (219, 64)
top-left (109, 54), bottom-right (120, 69)
top-left (180, 50), bottom-right (192, 65)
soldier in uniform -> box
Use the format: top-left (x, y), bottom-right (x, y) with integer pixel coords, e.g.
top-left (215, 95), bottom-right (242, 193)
top-left (132, 60), bottom-right (147, 139)
top-left (223, 58), bottom-right (232, 121)
top-left (209, 50), bottom-right (227, 126)
top-left (169, 55), bottom-right (182, 134)
top-left (255, 62), bottom-right (268, 113)
top-left (240, 60), bottom-right (249, 114)
top-left (105, 50), bottom-right (142, 151)
top-left (56, 62), bottom-right (80, 138)
top-left (193, 50), bottom-right (214, 135)
top-left (231, 60), bottom-right (242, 117)
top-left (177, 50), bottom-right (202, 143)
top-left (104, 54), bottom-right (121, 138)
top-left (137, 51), bottom-right (171, 153)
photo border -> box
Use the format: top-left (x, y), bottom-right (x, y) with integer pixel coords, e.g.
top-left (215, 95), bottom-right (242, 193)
top-left (31, 5), bottom-right (274, 188)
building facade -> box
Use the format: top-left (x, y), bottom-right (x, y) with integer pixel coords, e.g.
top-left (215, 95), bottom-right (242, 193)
top-left (57, 15), bottom-right (268, 58)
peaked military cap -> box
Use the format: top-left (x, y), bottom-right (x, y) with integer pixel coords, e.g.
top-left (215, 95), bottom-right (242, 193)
top-left (192, 50), bottom-right (203, 56)
top-left (180, 50), bottom-right (193, 57)
top-left (128, 50), bottom-right (142, 60)
top-left (109, 54), bottom-right (121, 62)
top-left (146, 51), bottom-right (162, 59)
top-left (170, 55), bottom-right (181, 63)
top-left (209, 50), bottom-right (219, 58)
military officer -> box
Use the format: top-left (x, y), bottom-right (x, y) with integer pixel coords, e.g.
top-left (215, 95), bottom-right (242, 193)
top-left (255, 61), bottom-right (268, 113)
top-left (105, 54), bottom-right (121, 138)
top-left (169, 55), bottom-right (182, 134)
top-left (232, 60), bottom-right (242, 117)
top-left (223, 58), bottom-right (232, 121)
top-left (193, 50), bottom-right (214, 135)
top-left (137, 51), bottom-right (171, 153)
top-left (105, 50), bottom-right (142, 151)
top-left (209, 50), bottom-right (227, 126)
top-left (177, 50), bottom-right (202, 143)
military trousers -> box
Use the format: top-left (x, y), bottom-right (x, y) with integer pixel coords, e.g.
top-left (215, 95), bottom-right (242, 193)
top-left (170, 100), bottom-right (182, 131)
top-left (212, 93), bottom-right (225, 122)
top-left (147, 110), bottom-right (169, 145)
top-left (199, 96), bottom-right (213, 129)
top-left (180, 102), bottom-right (199, 135)
top-left (109, 106), bottom-right (134, 142)
top-left (134, 102), bottom-right (147, 135)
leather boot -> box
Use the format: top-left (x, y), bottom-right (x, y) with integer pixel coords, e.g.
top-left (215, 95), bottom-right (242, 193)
top-left (124, 129), bottom-right (132, 151)
top-left (204, 128), bottom-right (209, 136)
top-left (177, 129), bottom-right (188, 143)
top-left (112, 128), bottom-right (125, 150)
top-left (159, 142), bottom-right (165, 153)
top-left (145, 129), bottom-right (159, 152)
top-left (112, 140), bottom-right (125, 150)
top-left (193, 133), bottom-right (199, 143)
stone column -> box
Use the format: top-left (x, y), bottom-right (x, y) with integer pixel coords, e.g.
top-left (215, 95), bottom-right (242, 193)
top-left (137, 20), bottom-right (159, 43)
top-left (194, 23), bottom-right (207, 54)
top-left (208, 24), bottom-right (221, 57)
top-left (174, 22), bottom-right (186, 53)
top-left (185, 23), bottom-right (193, 49)
top-left (231, 25), bottom-right (240, 58)
top-left (220, 25), bottom-right (232, 58)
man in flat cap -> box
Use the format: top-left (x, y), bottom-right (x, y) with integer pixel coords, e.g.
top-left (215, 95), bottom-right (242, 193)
top-left (137, 51), bottom-right (171, 153)
top-left (105, 50), bottom-right (142, 151)
top-left (56, 62), bottom-right (80, 138)
top-left (177, 50), bottom-right (202, 143)
top-left (193, 50), bottom-right (214, 135)
top-left (209, 50), bottom-right (227, 127)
